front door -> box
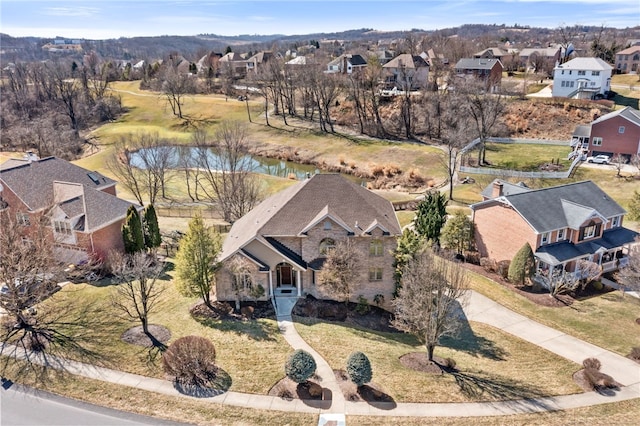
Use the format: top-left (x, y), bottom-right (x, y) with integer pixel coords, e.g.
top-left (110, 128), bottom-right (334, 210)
top-left (277, 263), bottom-right (293, 287)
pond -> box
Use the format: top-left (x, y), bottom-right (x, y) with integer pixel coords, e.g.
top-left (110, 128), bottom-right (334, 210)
top-left (128, 146), bottom-right (321, 180)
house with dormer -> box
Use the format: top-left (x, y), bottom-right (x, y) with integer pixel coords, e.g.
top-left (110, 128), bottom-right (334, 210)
top-left (0, 156), bottom-right (139, 263)
top-left (471, 180), bottom-right (638, 280)
top-left (214, 174), bottom-right (402, 307)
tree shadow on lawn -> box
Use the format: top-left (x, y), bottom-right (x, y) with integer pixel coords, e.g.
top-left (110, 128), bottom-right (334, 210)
top-left (440, 319), bottom-right (509, 361)
top-left (172, 367), bottom-right (232, 398)
top-left (195, 316), bottom-right (279, 342)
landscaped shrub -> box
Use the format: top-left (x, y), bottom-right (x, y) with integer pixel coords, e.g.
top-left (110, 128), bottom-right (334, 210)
top-left (497, 260), bottom-right (510, 279)
top-left (346, 351), bottom-right (372, 387)
top-left (356, 295), bottom-right (370, 315)
top-left (373, 294), bottom-right (385, 307)
top-left (163, 336), bottom-right (218, 388)
top-left (444, 357), bottom-right (457, 370)
top-left (480, 258), bottom-right (496, 273)
top-left (629, 347), bottom-right (640, 362)
top-left (285, 349), bottom-right (316, 384)
top-left (583, 357), bottom-right (601, 370)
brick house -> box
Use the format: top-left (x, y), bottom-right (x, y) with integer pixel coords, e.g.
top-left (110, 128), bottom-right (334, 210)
top-left (215, 174), bottom-right (402, 308)
top-left (0, 156), bottom-right (140, 263)
top-left (454, 58), bottom-right (503, 93)
top-left (589, 107), bottom-right (640, 160)
top-left (471, 179), bottom-right (638, 279)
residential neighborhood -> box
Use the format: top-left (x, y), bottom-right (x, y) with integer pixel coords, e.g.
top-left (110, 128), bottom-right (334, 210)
top-left (1, 6), bottom-right (640, 426)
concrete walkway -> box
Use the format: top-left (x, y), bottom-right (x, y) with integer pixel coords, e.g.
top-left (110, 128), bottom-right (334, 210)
top-left (2, 290), bottom-right (639, 420)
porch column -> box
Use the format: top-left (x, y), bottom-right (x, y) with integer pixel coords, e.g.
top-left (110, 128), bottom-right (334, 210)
top-left (268, 270), bottom-right (273, 297)
top-left (296, 270), bottom-right (301, 296)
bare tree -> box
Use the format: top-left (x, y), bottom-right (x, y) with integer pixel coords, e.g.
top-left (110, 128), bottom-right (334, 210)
top-left (616, 239), bottom-right (640, 297)
top-left (630, 154), bottom-right (640, 177)
top-left (161, 66), bottom-right (195, 119)
top-left (177, 142), bottom-right (201, 202)
top-left (543, 259), bottom-right (602, 297)
top-left (461, 81), bottom-right (505, 165)
top-left (318, 239), bottom-right (362, 304)
top-left (110, 251), bottom-right (165, 335)
top-left (195, 121), bottom-right (262, 222)
top-left (611, 154), bottom-right (626, 177)
top-left (392, 246), bottom-right (468, 361)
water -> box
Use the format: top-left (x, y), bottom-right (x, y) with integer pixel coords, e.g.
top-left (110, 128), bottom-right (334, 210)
top-left (128, 146), bottom-right (320, 180)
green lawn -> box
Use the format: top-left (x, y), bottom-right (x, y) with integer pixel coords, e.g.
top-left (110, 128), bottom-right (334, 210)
top-left (483, 142), bottom-right (572, 171)
top-left (294, 317), bottom-right (581, 403)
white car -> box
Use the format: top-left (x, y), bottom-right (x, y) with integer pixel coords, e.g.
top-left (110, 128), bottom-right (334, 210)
top-left (587, 155), bottom-right (610, 164)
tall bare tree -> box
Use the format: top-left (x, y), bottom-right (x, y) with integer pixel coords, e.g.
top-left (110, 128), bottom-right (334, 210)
top-left (161, 66), bottom-right (195, 119)
top-left (195, 121), bottom-right (262, 222)
top-left (461, 81), bottom-right (505, 165)
top-left (616, 239), bottom-right (640, 297)
top-left (393, 246), bottom-right (468, 361)
top-left (318, 239), bottom-right (362, 304)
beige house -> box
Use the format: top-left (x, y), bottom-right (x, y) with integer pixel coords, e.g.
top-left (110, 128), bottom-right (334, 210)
top-left (215, 174), bottom-right (402, 308)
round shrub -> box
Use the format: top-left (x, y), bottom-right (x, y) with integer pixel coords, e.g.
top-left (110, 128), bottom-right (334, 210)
top-left (582, 357), bottom-right (601, 370)
top-left (285, 349), bottom-right (316, 383)
top-left (163, 336), bottom-right (217, 388)
top-left (346, 351), bottom-right (372, 387)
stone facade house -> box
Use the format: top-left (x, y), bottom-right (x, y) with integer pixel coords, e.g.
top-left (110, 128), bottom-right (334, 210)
top-left (471, 180), bottom-right (638, 280)
top-left (0, 156), bottom-right (139, 263)
top-left (215, 174), bottom-right (402, 308)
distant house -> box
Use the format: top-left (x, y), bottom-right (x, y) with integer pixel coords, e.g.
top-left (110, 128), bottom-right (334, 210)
top-left (196, 51), bottom-right (222, 75)
top-left (615, 45), bottom-right (640, 74)
top-left (214, 174), bottom-right (402, 307)
top-left (219, 52), bottom-right (247, 79)
top-left (373, 50), bottom-right (395, 65)
top-left (473, 47), bottom-right (511, 60)
top-left (246, 51), bottom-right (275, 74)
top-left (519, 46), bottom-right (563, 69)
top-left (454, 57), bottom-right (503, 93)
top-left (551, 57), bottom-right (612, 99)
top-left (571, 107), bottom-right (640, 161)
top-left (0, 156), bottom-right (140, 263)
top-left (326, 54), bottom-right (367, 74)
top-left (472, 180), bottom-right (638, 281)
top-left (382, 54), bottom-right (429, 90)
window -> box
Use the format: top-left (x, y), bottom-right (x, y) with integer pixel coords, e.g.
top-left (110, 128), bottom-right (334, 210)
top-left (16, 212), bottom-right (30, 226)
top-left (54, 220), bottom-right (72, 235)
top-left (323, 220), bottom-right (332, 230)
top-left (369, 268), bottom-right (383, 281)
top-left (612, 216), bottom-right (620, 227)
top-left (369, 239), bottom-right (383, 257)
top-left (584, 224), bottom-right (596, 239)
top-left (578, 70), bottom-right (586, 75)
top-left (319, 238), bottom-right (336, 255)
top-left (541, 232), bottom-right (550, 245)
top-left (570, 81), bottom-right (574, 87)
top-left (592, 137), bottom-right (602, 146)
top-left (557, 229), bottom-right (565, 241)
top-left (619, 126), bottom-right (625, 134)
top-left (592, 71), bottom-right (600, 76)
top-left (233, 271), bottom-right (253, 291)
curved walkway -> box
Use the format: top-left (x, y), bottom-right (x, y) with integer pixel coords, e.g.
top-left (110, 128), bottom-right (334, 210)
top-left (2, 291), bottom-right (639, 419)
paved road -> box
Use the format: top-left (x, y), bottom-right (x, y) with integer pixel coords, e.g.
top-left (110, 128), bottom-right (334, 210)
top-left (0, 382), bottom-right (185, 426)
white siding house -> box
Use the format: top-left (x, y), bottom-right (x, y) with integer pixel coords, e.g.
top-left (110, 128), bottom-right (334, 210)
top-left (552, 57), bottom-right (612, 99)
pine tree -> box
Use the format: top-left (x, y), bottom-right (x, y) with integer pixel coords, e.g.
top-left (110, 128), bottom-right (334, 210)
top-left (143, 204), bottom-right (162, 250)
top-left (175, 212), bottom-right (221, 308)
top-left (346, 351), bottom-right (372, 387)
top-left (441, 210), bottom-right (473, 255)
top-left (508, 242), bottom-right (535, 285)
top-left (414, 192), bottom-right (448, 245)
top-left (392, 228), bottom-right (422, 297)
top-left (122, 205), bottom-right (144, 253)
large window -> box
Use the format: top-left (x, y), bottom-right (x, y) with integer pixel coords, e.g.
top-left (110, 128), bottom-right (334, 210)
top-left (369, 267), bottom-right (383, 281)
top-left (54, 220), bottom-right (72, 235)
top-left (584, 224), bottom-right (596, 239)
top-left (369, 239), bottom-right (383, 257)
top-left (592, 137), bottom-right (602, 146)
top-left (319, 238), bottom-right (336, 256)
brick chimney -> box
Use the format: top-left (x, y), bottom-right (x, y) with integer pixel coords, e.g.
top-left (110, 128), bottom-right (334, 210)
top-left (492, 180), bottom-right (504, 198)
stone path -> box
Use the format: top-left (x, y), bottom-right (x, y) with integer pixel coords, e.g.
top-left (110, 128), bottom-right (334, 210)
top-left (1, 290), bottom-right (638, 421)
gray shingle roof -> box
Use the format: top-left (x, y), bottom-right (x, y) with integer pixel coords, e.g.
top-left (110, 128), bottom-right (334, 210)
top-left (221, 174), bottom-right (401, 260)
top-left (536, 228), bottom-right (639, 264)
top-left (592, 106), bottom-right (640, 127)
top-left (0, 157), bottom-right (115, 211)
top-left (480, 179), bottom-right (531, 199)
top-left (455, 58), bottom-right (502, 70)
top-left (502, 181), bottom-right (626, 233)
top-left (554, 57), bottom-right (612, 71)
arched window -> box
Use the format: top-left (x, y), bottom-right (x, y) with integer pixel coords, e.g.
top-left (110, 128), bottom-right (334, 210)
top-left (369, 239), bottom-right (383, 256)
top-left (319, 238), bottom-right (336, 256)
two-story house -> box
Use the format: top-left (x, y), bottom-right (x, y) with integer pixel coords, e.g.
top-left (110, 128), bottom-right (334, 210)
top-left (326, 54), bottom-right (367, 74)
top-left (454, 58), bottom-right (503, 93)
top-left (246, 51), bottom-right (275, 75)
top-left (615, 45), bottom-right (640, 74)
top-left (588, 107), bottom-right (640, 160)
top-left (214, 174), bottom-right (402, 308)
top-left (0, 156), bottom-right (140, 263)
top-left (382, 54), bottom-right (429, 90)
top-left (472, 180), bottom-right (638, 280)
top-left (552, 57), bottom-right (612, 99)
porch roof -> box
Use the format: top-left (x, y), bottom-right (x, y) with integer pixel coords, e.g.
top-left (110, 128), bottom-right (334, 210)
top-left (535, 227), bottom-right (639, 265)
top-left (264, 237), bottom-right (308, 269)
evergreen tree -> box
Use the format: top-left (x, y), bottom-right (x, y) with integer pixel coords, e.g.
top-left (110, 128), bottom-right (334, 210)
top-left (346, 351), bottom-right (372, 387)
top-left (629, 190), bottom-right (640, 221)
top-left (175, 212), bottom-right (221, 308)
top-left (122, 205), bottom-right (144, 253)
top-left (392, 228), bottom-right (422, 297)
top-left (414, 192), bottom-right (448, 245)
top-left (285, 349), bottom-right (316, 384)
top-left (508, 242), bottom-right (535, 285)
top-left (441, 210), bottom-right (474, 255)
top-left (143, 204), bottom-right (162, 250)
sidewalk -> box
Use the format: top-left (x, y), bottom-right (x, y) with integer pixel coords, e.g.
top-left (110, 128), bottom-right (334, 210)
top-left (2, 290), bottom-right (639, 419)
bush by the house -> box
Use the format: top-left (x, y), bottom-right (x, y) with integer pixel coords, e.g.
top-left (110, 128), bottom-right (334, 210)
top-left (356, 295), bottom-right (370, 315)
top-left (285, 349), bottom-right (316, 383)
top-left (163, 336), bottom-right (218, 388)
top-left (346, 351), bottom-right (372, 387)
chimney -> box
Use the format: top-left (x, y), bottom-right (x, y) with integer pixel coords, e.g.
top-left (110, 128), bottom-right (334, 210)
top-left (492, 180), bottom-right (504, 198)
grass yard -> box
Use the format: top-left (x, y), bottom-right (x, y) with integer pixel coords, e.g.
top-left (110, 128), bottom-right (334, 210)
top-left (294, 317), bottom-right (581, 403)
top-left (40, 266), bottom-right (292, 395)
top-left (482, 142), bottom-right (572, 171)
top-left (469, 272), bottom-right (640, 357)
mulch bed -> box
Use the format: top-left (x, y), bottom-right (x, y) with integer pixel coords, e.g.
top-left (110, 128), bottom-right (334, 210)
top-left (190, 300), bottom-right (275, 321)
top-left (334, 369), bottom-right (395, 403)
top-left (268, 376), bottom-right (324, 400)
top-left (399, 352), bottom-right (451, 374)
top-left (121, 324), bottom-right (171, 347)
